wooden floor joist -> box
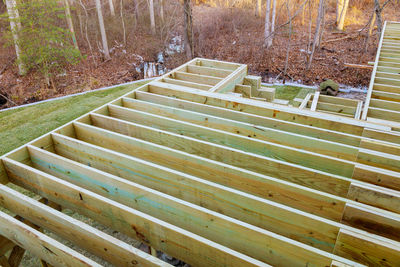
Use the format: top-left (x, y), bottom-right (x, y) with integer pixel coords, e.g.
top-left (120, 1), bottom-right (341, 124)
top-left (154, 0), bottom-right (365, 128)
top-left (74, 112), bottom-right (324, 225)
top-left (1, 58), bottom-right (400, 266)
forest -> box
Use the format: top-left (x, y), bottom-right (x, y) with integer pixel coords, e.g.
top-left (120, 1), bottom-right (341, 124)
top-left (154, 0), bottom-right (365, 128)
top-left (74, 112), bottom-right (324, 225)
top-left (0, 0), bottom-right (399, 108)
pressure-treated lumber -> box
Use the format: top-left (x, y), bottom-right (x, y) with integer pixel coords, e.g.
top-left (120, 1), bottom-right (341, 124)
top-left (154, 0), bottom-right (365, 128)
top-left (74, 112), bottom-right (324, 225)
top-left (28, 138), bottom-right (400, 265)
top-left (146, 81), bottom-right (385, 134)
top-left (162, 77), bottom-right (212, 90)
top-left (1, 57), bottom-right (399, 266)
top-left (4, 158), bottom-right (268, 267)
top-left (172, 71), bottom-right (222, 85)
top-left (117, 99), bottom-right (359, 160)
top-left (51, 127), bottom-right (400, 242)
top-left (363, 21), bottom-right (400, 124)
top-left (0, 209), bottom-right (101, 267)
top-left (134, 91), bottom-right (365, 146)
top-left (186, 65), bottom-right (232, 78)
top-left (0, 178), bottom-right (168, 267)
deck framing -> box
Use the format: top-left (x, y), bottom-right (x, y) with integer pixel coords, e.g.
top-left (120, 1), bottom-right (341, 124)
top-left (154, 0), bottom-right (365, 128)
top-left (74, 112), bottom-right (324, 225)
top-left (0, 58), bottom-right (399, 266)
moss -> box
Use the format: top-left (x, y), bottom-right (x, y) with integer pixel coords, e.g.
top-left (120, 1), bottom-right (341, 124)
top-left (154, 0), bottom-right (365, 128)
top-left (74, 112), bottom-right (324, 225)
top-left (320, 79), bottom-right (339, 91)
top-left (0, 81), bottom-right (149, 156)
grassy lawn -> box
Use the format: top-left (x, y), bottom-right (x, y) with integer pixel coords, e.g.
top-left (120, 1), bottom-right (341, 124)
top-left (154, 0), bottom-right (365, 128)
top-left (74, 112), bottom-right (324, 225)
top-left (0, 81), bottom-right (149, 156)
top-left (271, 85), bottom-right (315, 105)
top-left (273, 85), bottom-right (302, 100)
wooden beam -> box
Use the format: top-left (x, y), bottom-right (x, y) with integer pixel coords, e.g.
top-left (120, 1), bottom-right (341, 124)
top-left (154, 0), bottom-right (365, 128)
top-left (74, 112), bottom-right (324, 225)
top-left (27, 146), bottom-right (347, 257)
top-left (334, 228), bottom-right (400, 266)
top-left (186, 65), bottom-right (232, 78)
top-left (90, 111), bottom-right (400, 210)
top-left (71, 121), bottom-right (400, 215)
top-left (373, 83), bottom-right (400, 94)
top-left (0, 177), bottom-right (167, 267)
top-left (307, 101), bottom-right (356, 115)
top-left (162, 78), bottom-right (212, 90)
top-left (134, 91), bottom-right (364, 147)
top-left (28, 146), bottom-right (400, 265)
top-left (310, 91), bottom-right (320, 111)
top-left (77, 118), bottom-right (354, 195)
top-left (243, 75), bottom-right (261, 97)
top-left (372, 90), bottom-right (400, 102)
top-left (194, 58), bottom-right (241, 71)
top-left (0, 210), bottom-right (100, 267)
top-left (378, 61), bottom-right (400, 68)
top-left (318, 95), bottom-right (360, 107)
top-left (234, 84), bottom-right (252, 97)
top-left (3, 157), bottom-right (267, 267)
top-left (375, 77), bottom-right (400, 87)
top-left (368, 106), bottom-right (400, 122)
top-left (93, 110), bottom-right (355, 177)
top-left (52, 125), bottom-right (400, 244)
top-left (172, 71), bottom-right (222, 86)
top-left (117, 99), bottom-right (359, 161)
top-left (354, 101), bottom-right (363, 120)
top-left (370, 98), bottom-right (400, 111)
top-left (147, 81), bottom-right (379, 134)
top-left (52, 127), bottom-right (353, 218)
top-left (376, 71), bottom-right (400, 80)
top-left (209, 65), bottom-right (247, 93)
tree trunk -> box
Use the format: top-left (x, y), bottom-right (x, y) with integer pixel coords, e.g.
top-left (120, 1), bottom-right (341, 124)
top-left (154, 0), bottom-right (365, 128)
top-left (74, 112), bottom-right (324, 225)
top-left (336, 0), bottom-right (343, 25)
top-left (364, 11), bottom-right (376, 52)
top-left (133, 0), bottom-right (139, 25)
top-left (149, 0), bottom-right (156, 35)
top-left (374, 0), bottom-right (383, 38)
top-left (95, 0), bottom-right (111, 60)
top-left (5, 0), bottom-right (25, 75)
top-left (283, 1), bottom-right (292, 84)
top-left (336, 0), bottom-right (349, 30)
top-left (183, 0), bottom-right (193, 59)
top-left (256, 0), bottom-right (262, 17)
top-left (263, 0), bottom-right (271, 48)
top-left (160, 0), bottom-right (164, 23)
top-left (120, 0), bottom-right (126, 46)
top-left (270, 0), bottom-right (276, 45)
top-left (64, 0), bottom-right (79, 51)
top-left (307, 0), bottom-right (324, 70)
top-left (109, 0), bottom-right (115, 16)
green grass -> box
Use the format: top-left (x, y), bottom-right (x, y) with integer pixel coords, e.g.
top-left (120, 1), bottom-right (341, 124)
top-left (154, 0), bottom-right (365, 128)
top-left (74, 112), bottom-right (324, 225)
top-left (0, 81), bottom-right (149, 156)
top-left (273, 85), bottom-right (302, 100)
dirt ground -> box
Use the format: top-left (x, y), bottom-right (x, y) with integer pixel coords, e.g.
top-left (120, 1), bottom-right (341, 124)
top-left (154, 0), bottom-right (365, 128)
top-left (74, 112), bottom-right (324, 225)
top-left (0, 1), bottom-right (399, 109)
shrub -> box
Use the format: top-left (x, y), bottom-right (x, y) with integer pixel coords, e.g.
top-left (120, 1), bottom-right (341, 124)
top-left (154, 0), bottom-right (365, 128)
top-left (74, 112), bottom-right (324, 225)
top-left (3, 0), bottom-right (81, 84)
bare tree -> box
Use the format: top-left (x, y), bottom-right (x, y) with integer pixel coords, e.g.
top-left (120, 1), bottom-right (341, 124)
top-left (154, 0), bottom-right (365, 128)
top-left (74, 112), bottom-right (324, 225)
top-left (283, 0), bottom-right (292, 83)
top-left (64, 0), bottom-right (79, 51)
top-left (374, 0), bottom-right (392, 38)
top-left (160, 0), bottom-right (165, 23)
top-left (183, 0), bottom-right (193, 59)
top-left (133, 0), bottom-right (139, 25)
top-left (307, 0), bottom-right (324, 69)
top-left (5, 0), bottom-right (25, 75)
top-left (336, 0), bottom-right (349, 31)
top-left (264, 0), bottom-right (272, 48)
top-left (95, 0), bottom-right (111, 60)
top-left (270, 0), bottom-right (277, 44)
top-left (120, 0), bottom-right (126, 46)
top-left (109, 0), bottom-right (115, 16)
top-left (149, 0), bottom-right (156, 34)
top-left (255, 0), bottom-right (262, 17)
